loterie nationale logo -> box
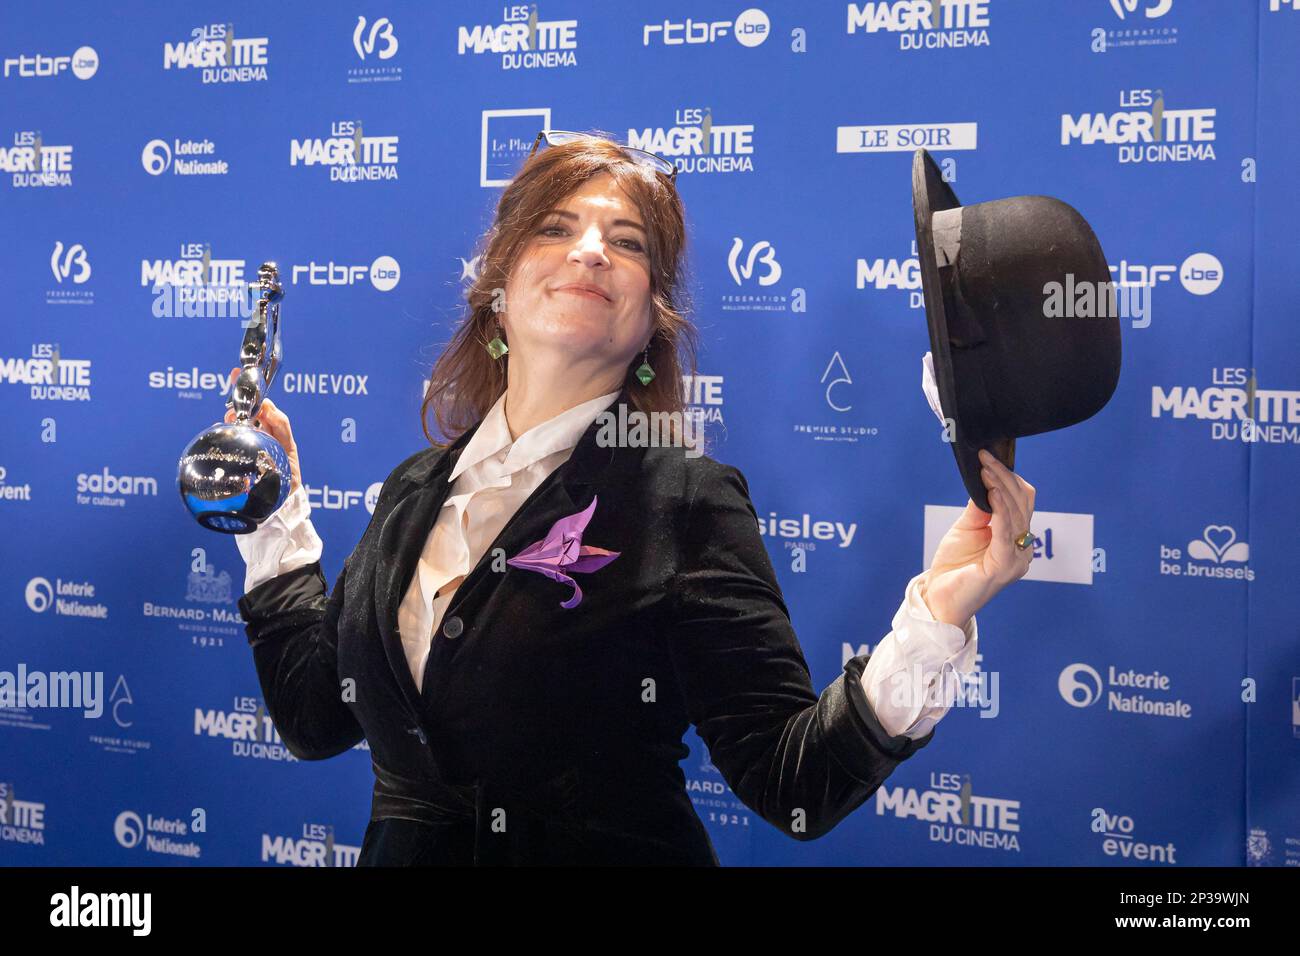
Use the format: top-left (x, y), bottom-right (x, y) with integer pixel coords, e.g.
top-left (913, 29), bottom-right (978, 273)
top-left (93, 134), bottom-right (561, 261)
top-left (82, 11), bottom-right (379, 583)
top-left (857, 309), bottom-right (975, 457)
top-left (1061, 88), bottom-right (1216, 164)
top-left (3, 45), bottom-right (97, 79)
top-left (163, 22), bottom-right (269, 83)
top-left (457, 5), bottom-right (578, 70)
top-left (24, 575), bottom-right (107, 619)
top-left (1151, 367), bottom-right (1299, 445)
top-left (290, 119), bottom-right (399, 182)
top-left (2, 130), bottom-right (73, 188)
top-left (141, 137), bottom-right (229, 177)
top-left (847, 0), bottom-right (991, 50)
top-left (1059, 661), bottom-right (1193, 718)
top-left (627, 108), bottom-right (754, 176)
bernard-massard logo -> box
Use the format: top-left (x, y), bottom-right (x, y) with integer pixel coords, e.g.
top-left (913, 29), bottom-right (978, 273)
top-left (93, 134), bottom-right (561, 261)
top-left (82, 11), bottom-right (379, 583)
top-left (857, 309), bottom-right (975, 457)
top-left (1061, 88), bottom-right (1216, 164)
top-left (143, 565), bottom-right (244, 648)
top-left (349, 15), bottom-right (402, 84)
top-left (847, 1), bottom-right (991, 50)
top-left (2, 130), bottom-right (74, 188)
top-left (163, 22), bottom-right (269, 83)
top-left (1, 344), bottom-right (91, 401)
top-left (627, 108), bottom-right (755, 175)
top-left (457, 5), bottom-right (579, 70)
top-left (47, 241), bottom-right (94, 307)
top-left (291, 119), bottom-right (399, 182)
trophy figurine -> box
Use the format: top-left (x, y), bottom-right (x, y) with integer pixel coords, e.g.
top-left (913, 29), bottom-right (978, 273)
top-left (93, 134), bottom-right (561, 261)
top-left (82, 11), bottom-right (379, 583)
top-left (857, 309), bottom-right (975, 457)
top-left (177, 262), bottom-right (292, 534)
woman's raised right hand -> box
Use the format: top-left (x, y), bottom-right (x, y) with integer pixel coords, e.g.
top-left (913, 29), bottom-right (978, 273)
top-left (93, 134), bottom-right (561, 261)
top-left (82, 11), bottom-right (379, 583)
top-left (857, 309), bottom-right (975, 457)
top-left (225, 367), bottom-right (304, 496)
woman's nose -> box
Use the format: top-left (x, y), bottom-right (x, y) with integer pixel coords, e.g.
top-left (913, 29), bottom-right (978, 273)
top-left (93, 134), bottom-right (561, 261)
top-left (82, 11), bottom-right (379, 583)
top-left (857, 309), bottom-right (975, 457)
top-left (567, 231), bottom-right (610, 267)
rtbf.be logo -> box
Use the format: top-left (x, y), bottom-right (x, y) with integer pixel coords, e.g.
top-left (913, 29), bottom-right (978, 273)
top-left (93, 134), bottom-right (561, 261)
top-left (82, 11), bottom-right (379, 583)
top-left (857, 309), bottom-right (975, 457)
top-left (3, 46), bottom-right (97, 79)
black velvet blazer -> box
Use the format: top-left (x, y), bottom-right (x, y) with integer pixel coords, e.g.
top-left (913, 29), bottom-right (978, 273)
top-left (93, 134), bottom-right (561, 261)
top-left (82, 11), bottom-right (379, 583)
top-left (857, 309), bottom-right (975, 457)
top-left (236, 386), bottom-right (935, 865)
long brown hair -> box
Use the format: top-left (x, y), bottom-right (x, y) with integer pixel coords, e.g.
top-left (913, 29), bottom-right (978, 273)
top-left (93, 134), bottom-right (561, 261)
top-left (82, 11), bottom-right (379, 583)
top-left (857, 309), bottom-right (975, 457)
top-left (420, 130), bottom-right (699, 449)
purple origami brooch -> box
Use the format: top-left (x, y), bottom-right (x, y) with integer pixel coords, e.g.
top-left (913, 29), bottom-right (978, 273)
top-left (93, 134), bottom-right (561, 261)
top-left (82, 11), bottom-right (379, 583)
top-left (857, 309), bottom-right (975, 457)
top-left (505, 495), bottom-right (620, 609)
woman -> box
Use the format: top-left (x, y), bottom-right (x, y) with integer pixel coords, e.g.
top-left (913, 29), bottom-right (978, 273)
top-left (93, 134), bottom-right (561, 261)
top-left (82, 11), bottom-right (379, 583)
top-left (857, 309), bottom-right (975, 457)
top-left (228, 131), bottom-right (1037, 866)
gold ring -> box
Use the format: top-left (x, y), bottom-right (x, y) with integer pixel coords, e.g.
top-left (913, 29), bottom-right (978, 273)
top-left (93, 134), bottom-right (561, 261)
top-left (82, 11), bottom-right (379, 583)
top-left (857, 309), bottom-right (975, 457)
top-left (1014, 531), bottom-right (1034, 551)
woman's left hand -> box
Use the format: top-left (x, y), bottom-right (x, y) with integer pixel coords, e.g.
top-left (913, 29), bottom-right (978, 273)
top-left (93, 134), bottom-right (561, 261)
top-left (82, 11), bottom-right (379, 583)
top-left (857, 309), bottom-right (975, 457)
top-left (920, 448), bottom-right (1037, 627)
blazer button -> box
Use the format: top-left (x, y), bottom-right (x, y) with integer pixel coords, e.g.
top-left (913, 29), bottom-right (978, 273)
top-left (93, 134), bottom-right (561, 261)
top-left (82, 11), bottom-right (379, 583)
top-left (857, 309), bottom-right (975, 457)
top-left (442, 615), bottom-right (464, 639)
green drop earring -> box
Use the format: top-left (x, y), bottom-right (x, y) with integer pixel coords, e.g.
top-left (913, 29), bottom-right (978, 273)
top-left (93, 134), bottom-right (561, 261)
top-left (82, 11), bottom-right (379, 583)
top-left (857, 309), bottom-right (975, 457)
top-left (634, 345), bottom-right (655, 386)
top-left (486, 323), bottom-right (508, 360)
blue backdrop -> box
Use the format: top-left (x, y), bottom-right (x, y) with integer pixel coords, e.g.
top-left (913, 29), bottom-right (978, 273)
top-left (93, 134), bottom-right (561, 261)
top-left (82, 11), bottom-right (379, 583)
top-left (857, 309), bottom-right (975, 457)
top-left (1, 0), bottom-right (1296, 867)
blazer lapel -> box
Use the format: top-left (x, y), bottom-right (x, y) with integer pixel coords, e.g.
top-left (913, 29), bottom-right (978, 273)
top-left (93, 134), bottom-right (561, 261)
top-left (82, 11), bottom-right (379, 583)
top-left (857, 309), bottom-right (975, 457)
top-left (372, 386), bottom-right (641, 718)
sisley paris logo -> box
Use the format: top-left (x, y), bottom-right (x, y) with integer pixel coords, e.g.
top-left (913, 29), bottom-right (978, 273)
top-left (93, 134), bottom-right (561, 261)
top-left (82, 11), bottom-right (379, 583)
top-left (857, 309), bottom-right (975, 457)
top-left (290, 120), bottom-right (399, 182)
top-left (3, 45), bottom-right (98, 79)
top-left (1059, 662), bottom-right (1191, 719)
top-left (458, 5), bottom-right (579, 69)
top-left (643, 8), bottom-right (770, 47)
top-left (163, 23), bottom-right (269, 83)
top-left (847, 1), bottom-right (991, 50)
top-left (1159, 524), bottom-right (1254, 582)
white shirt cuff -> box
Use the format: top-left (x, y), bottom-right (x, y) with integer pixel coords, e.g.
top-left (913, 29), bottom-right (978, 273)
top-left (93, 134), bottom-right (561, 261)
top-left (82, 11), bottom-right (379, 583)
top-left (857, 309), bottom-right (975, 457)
top-left (858, 571), bottom-right (979, 740)
top-left (234, 484), bottom-right (324, 594)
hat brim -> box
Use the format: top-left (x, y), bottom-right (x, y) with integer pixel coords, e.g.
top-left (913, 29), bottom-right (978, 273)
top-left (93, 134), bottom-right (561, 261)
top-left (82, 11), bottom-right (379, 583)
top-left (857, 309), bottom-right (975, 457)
top-left (911, 148), bottom-right (1014, 515)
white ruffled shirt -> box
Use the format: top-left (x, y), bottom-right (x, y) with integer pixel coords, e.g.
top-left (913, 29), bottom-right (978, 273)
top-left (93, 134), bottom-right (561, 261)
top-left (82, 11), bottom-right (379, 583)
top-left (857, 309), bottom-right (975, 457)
top-left (236, 380), bottom-right (977, 740)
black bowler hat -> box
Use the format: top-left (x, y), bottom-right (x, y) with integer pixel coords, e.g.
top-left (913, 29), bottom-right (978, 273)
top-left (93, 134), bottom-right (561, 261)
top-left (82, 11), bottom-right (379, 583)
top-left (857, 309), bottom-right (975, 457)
top-left (911, 148), bottom-right (1122, 513)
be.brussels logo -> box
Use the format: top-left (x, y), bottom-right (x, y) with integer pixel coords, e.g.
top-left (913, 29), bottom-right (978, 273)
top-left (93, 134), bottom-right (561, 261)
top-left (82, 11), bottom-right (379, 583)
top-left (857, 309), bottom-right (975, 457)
top-left (290, 256), bottom-right (400, 291)
top-left (163, 22), bottom-right (269, 83)
top-left (846, 1), bottom-right (991, 51)
top-left (3, 46), bottom-right (97, 79)
top-left (457, 4), bottom-right (579, 70)
top-left (643, 7), bottom-right (769, 47)
top-left (1158, 524), bottom-right (1254, 582)
top-left (1061, 87), bottom-right (1216, 164)
top-left (627, 107), bottom-right (755, 175)
top-left (290, 119), bottom-right (398, 182)
top-left (2, 131), bottom-right (74, 188)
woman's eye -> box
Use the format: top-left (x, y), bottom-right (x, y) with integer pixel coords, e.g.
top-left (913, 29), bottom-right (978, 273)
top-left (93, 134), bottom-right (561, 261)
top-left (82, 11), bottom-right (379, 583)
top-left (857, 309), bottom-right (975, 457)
top-left (539, 225), bottom-right (644, 253)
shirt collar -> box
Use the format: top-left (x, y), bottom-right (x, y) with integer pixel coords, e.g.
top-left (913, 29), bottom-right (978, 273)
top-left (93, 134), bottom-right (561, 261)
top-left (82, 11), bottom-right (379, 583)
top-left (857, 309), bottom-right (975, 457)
top-left (448, 387), bottom-right (622, 483)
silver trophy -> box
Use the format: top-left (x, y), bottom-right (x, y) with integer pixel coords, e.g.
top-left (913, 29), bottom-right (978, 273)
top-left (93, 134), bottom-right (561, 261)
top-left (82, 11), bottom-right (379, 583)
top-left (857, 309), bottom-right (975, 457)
top-left (177, 262), bottom-right (291, 534)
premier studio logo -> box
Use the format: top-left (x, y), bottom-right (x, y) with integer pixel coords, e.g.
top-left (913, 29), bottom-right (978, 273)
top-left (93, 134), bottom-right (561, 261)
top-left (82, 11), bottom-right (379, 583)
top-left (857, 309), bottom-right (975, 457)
top-left (2, 130), bottom-right (74, 188)
top-left (3, 45), bottom-right (98, 79)
top-left (1058, 661), bottom-right (1192, 718)
top-left (290, 119), bottom-right (399, 182)
top-left (846, 0), bottom-right (991, 50)
top-left (457, 5), bottom-right (579, 69)
top-left (1061, 88), bottom-right (1216, 164)
top-left (163, 22), bottom-right (269, 83)
top-left (627, 107), bottom-right (754, 175)
top-left (1151, 368), bottom-right (1299, 445)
